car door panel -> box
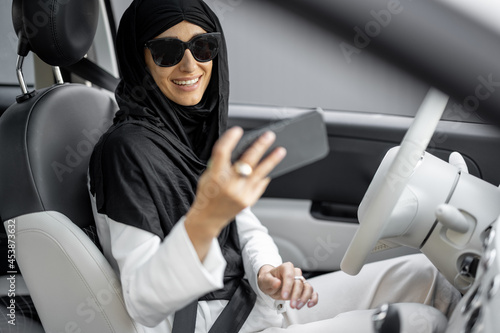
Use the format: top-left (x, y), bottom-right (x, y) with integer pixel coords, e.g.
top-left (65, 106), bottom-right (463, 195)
top-left (252, 198), bottom-right (419, 272)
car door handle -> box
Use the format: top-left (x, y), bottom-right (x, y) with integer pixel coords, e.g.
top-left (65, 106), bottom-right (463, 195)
top-left (310, 201), bottom-right (359, 224)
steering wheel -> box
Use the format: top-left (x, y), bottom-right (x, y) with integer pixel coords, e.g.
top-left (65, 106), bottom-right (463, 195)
top-left (340, 88), bottom-right (450, 275)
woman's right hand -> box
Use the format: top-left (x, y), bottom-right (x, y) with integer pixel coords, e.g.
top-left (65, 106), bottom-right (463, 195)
top-left (185, 127), bottom-right (286, 260)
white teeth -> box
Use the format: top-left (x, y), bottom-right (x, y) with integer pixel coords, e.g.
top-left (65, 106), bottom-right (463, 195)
top-left (173, 77), bottom-right (199, 86)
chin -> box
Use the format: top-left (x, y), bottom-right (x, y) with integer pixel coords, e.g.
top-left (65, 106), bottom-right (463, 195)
top-left (176, 96), bottom-right (203, 106)
top-left (161, 90), bottom-right (200, 106)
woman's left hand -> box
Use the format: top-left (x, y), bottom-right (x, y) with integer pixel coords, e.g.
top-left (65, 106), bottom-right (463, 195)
top-left (257, 263), bottom-right (318, 310)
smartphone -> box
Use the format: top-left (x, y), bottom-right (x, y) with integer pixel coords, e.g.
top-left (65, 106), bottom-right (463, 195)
top-left (231, 108), bottom-right (329, 178)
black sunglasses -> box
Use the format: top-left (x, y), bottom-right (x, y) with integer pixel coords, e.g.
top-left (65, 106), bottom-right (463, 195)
top-left (145, 32), bottom-right (221, 67)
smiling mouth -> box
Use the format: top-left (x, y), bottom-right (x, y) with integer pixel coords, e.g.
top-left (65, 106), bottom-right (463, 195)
top-left (173, 77), bottom-right (200, 86)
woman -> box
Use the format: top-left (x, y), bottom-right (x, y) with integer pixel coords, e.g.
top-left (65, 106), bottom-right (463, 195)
top-left (88, 0), bottom-right (460, 332)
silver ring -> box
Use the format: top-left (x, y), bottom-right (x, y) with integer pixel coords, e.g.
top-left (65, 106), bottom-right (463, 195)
top-left (294, 276), bottom-right (307, 283)
top-left (234, 161), bottom-right (253, 177)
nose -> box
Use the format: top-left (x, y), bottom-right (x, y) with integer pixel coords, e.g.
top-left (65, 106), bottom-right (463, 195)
top-left (178, 49), bottom-right (197, 72)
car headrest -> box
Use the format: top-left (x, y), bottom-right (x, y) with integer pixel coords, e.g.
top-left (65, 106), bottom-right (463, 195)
top-left (12, 0), bottom-right (23, 38)
top-left (12, 0), bottom-right (99, 67)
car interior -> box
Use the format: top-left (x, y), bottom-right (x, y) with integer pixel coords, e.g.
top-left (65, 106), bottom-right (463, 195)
top-left (1, 0), bottom-right (500, 332)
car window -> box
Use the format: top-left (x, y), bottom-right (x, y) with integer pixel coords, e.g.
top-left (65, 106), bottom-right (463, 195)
top-left (219, 1), bottom-right (430, 117)
top-left (0, 1), bottom-right (34, 87)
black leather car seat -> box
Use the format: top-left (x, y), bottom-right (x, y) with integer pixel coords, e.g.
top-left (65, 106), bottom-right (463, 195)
top-left (0, 0), bottom-right (143, 332)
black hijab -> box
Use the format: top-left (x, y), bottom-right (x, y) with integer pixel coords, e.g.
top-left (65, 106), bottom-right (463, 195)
top-left (89, 0), bottom-right (242, 301)
top-left (115, 0), bottom-right (229, 161)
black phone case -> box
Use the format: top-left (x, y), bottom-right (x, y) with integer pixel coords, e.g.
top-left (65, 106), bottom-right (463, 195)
top-left (231, 109), bottom-right (329, 178)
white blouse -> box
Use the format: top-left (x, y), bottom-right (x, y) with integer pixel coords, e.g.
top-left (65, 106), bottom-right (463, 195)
top-left (91, 193), bottom-right (286, 333)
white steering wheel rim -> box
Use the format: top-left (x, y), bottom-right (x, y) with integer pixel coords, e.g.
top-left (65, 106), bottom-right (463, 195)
top-left (340, 88), bottom-right (450, 275)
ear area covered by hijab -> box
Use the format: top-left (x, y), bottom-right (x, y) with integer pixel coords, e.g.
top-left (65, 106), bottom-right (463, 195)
top-left (114, 0), bottom-right (229, 162)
